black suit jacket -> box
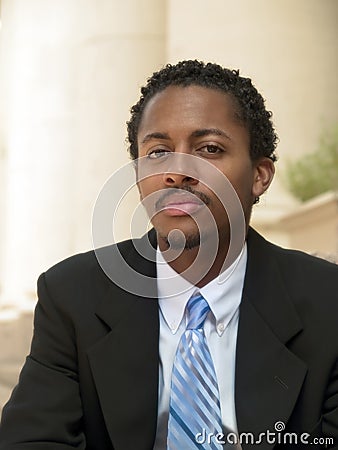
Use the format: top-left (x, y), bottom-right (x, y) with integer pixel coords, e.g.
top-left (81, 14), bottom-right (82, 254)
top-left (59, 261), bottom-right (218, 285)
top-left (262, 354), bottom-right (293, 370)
top-left (0, 228), bottom-right (337, 449)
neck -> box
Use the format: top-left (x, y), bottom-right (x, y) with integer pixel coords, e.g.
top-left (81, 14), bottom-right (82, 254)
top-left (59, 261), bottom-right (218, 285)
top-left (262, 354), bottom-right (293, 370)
top-left (158, 235), bottom-right (230, 288)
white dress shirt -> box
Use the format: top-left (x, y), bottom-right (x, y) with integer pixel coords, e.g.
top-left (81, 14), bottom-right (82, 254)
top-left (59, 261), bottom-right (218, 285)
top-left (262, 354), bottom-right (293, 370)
top-left (153, 243), bottom-right (247, 449)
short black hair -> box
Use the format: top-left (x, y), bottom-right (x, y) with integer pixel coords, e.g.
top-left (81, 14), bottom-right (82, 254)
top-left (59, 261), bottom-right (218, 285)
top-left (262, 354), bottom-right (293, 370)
top-left (127, 60), bottom-right (278, 162)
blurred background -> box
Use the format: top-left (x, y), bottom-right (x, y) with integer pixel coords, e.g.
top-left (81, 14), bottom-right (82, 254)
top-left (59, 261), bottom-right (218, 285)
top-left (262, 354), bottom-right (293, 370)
top-left (0, 0), bottom-right (337, 410)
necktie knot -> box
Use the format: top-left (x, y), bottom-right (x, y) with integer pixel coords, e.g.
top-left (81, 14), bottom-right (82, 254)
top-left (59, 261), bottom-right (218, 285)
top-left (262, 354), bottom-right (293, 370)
top-left (186, 293), bottom-right (210, 330)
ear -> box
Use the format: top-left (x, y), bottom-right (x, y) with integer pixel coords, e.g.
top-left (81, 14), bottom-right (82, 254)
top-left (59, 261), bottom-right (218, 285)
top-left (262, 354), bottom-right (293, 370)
top-left (252, 157), bottom-right (275, 199)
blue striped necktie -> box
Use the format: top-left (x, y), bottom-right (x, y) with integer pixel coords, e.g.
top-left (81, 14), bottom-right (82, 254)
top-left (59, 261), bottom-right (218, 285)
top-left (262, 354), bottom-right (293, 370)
top-left (167, 292), bottom-right (223, 449)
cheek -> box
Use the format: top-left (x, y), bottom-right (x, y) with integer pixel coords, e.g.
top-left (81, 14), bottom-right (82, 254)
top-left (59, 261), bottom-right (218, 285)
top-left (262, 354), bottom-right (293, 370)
top-left (137, 176), bottom-right (161, 200)
top-left (230, 165), bottom-right (255, 189)
top-left (212, 164), bottom-right (254, 198)
top-left (222, 171), bottom-right (255, 212)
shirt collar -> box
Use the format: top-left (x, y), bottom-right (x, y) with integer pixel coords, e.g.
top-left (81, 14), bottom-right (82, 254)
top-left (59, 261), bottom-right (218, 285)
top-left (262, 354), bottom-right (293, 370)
top-left (157, 243), bottom-right (247, 335)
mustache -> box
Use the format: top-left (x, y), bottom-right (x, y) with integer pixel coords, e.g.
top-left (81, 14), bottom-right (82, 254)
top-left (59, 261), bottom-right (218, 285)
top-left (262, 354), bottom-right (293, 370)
top-left (155, 186), bottom-right (211, 211)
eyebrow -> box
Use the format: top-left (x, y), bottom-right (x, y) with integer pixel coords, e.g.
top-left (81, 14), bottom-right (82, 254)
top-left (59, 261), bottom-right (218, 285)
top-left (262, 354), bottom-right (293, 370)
top-left (140, 128), bottom-right (231, 144)
top-left (190, 128), bottom-right (231, 140)
top-left (141, 132), bottom-right (170, 144)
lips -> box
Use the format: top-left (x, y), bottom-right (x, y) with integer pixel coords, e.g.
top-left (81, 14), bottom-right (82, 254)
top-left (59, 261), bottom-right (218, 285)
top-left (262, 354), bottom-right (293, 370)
top-left (158, 192), bottom-right (204, 216)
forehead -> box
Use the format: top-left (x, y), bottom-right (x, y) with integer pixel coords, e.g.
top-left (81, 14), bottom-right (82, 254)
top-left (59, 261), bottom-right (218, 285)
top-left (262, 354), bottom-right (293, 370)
top-left (138, 85), bottom-right (243, 137)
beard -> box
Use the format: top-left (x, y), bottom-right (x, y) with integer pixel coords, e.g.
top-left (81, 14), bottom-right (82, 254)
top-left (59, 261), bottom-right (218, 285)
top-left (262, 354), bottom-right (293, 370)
top-left (160, 229), bottom-right (201, 251)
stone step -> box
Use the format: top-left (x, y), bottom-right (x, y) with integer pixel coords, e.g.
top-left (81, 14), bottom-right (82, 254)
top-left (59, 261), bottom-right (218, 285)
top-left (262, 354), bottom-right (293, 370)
top-left (0, 308), bottom-right (34, 412)
top-left (0, 309), bottom-right (33, 362)
top-left (0, 362), bottom-right (22, 414)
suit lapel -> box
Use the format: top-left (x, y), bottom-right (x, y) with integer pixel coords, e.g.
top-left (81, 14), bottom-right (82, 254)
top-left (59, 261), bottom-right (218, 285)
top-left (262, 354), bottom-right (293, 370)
top-left (87, 231), bottom-right (160, 450)
top-left (235, 229), bottom-right (308, 450)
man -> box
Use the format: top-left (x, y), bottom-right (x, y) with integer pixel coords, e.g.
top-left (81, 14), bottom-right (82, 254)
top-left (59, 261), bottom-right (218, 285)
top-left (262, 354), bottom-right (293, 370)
top-left (0, 60), bottom-right (337, 449)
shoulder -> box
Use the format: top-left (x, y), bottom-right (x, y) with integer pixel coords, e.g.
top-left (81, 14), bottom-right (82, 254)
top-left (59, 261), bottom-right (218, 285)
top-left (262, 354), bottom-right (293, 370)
top-left (246, 229), bottom-right (338, 343)
top-left (40, 237), bottom-right (137, 302)
top-left (267, 236), bottom-right (337, 283)
top-left (248, 227), bottom-right (337, 303)
top-left (254, 229), bottom-right (337, 320)
top-left (40, 230), bottom-right (157, 304)
top-left (249, 226), bottom-right (337, 276)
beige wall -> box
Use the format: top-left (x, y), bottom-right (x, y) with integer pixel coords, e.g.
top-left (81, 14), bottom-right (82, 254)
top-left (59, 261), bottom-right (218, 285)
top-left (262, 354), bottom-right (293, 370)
top-left (257, 191), bottom-right (338, 258)
top-left (280, 193), bottom-right (337, 257)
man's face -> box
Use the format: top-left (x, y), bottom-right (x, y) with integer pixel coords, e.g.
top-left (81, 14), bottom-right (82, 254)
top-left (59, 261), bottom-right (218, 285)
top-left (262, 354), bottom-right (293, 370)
top-left (136, 85), bottom-right (273, 251)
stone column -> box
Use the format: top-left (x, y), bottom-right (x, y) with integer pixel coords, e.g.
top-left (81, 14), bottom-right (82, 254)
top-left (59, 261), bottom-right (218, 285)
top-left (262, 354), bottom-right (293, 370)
top-left (0, 0), bottom-right (166, 309)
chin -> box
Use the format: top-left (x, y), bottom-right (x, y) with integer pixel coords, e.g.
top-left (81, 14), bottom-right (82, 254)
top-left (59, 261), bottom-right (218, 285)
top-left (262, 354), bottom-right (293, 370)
top-left (158, 229), bottom-right (201, 251)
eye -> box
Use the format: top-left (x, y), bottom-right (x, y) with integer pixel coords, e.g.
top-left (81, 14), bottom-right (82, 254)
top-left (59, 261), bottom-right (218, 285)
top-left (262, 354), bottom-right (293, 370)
top-left (197, 144), bottom-right (224, 155)
top-left (147, 149), bottom-right (171, 159)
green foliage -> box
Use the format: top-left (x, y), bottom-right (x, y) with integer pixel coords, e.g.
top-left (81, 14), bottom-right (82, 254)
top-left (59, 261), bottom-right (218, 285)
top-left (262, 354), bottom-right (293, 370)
top-left (285, 125), bottom-right (338, 202)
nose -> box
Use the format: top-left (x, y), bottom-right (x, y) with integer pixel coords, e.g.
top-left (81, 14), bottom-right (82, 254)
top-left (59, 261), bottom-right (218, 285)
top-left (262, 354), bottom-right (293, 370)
top-left (162, 152), bottom-right (199, 186)
top-left (163, 172), bottom-right (198, 186)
